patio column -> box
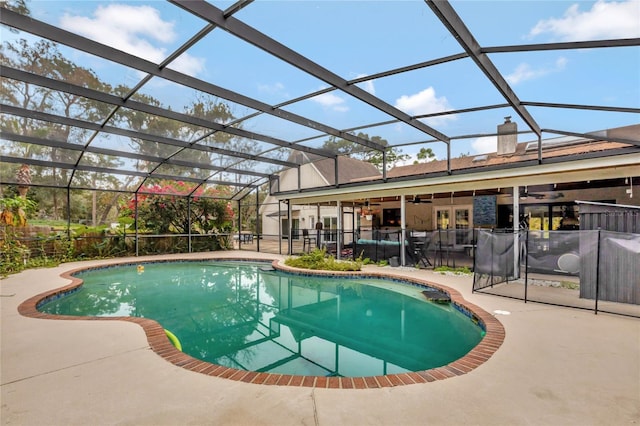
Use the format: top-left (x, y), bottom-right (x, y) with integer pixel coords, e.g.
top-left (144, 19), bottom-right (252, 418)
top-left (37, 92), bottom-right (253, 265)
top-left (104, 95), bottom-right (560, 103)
top-left (336, 200), bottom-right (342, 259)
top-left (277, 201), bottom-right (283, 255)
top-left (316, 204), bottom-right (322, 248)
top-left (287, 199), bottom-right (292, 255)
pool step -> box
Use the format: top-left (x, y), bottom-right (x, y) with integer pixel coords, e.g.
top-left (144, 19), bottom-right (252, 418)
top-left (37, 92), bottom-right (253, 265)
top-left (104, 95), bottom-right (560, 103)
top-left (421, 288), bottom-right (451, 304)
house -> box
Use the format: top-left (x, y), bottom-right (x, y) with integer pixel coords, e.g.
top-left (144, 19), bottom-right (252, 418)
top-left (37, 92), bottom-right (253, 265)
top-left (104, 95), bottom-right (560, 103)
top-left (275, 122), bottom-right (638, 235)
top-left (260, 153), bottom-right (381, 244)
top-left (267, 122), bottom-right (638, 264)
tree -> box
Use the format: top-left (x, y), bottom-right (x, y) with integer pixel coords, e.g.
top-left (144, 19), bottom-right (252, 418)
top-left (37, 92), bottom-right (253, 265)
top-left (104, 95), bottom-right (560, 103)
top-left (1, 37), bottom-right (118, 220)
top-left (322, 132), bottom-right (410, 171)
top-left (413, 147), bottom-right (436, 164)
top-left (0, 0), bottom-right (29, 16)
top-left (121, 181), bottom-right (235, 236)
top-left (1, 13), bottom-right (255, 228)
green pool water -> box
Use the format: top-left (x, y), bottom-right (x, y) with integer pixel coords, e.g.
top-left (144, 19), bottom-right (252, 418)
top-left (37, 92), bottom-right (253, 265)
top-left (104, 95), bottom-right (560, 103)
top-left (39, 261), bottom-right (483, 377)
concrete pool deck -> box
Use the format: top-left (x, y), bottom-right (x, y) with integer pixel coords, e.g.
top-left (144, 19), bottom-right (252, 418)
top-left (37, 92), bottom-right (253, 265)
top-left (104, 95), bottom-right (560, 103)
top-left (2, 251), bottom-right (639, 425)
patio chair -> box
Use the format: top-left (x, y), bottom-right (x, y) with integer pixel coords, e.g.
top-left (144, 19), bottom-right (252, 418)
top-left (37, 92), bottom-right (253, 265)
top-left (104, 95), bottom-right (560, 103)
top-left (302, 229), bottom-right (316, 253)
top-left (408, 232), bottom-right (432, 268)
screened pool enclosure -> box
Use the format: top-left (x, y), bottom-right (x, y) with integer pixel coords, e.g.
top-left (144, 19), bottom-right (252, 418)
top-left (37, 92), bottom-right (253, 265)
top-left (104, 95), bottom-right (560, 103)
top-left (1, 0), bottom-right (638, 260)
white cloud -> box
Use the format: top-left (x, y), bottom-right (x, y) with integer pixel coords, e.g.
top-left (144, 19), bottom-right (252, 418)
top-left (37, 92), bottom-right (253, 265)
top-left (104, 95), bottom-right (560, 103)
top-left (506, 56), bottom-right (568, 85)
top-left (394, 87), bottom-right (454, 126)
top-left (529, 0), bottom-right (640, 41)
top-left (60, 4), bottom-right (204, 76)
top-left (170, 54), bottom-right (205, 77)
top-left (354, 74), bottom-right (375, 95)
top-left (471, 136), bottom-right (497, 154)
top-left (310, 90), bottom-right (349, 112)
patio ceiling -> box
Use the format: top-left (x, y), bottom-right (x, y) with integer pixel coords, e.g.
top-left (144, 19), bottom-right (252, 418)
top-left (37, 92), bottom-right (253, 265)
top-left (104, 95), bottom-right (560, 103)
top-left (1, 0), bottom-right (638, 200)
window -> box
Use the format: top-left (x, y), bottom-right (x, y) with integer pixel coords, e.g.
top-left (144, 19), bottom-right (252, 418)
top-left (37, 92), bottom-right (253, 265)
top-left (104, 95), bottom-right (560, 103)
top-left (382, 208), bottom-right (401, 226)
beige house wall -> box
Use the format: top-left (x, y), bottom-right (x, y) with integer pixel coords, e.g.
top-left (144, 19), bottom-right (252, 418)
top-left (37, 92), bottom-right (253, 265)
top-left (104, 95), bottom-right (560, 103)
top-left (277, 163), bottom-right (330, 192)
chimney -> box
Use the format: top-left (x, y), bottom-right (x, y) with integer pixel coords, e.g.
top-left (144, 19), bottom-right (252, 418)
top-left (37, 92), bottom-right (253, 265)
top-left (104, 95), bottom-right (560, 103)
top-left (497, 116), bottom-right (517, 155)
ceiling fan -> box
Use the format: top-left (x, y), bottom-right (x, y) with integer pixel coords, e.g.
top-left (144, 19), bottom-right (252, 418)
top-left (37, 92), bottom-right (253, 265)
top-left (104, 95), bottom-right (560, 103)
top-left (362, 199), bottom-right (381, 207)
top-left (410, 195), bottom-right (432, 204)
top-left (520, 188), bottom-right (565, 200)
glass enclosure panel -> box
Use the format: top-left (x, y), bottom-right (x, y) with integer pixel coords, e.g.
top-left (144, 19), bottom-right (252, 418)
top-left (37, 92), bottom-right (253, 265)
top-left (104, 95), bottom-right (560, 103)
top-left (2, 164), bottom-right (73, 187)
top-left (89, 134), bottom-right (183, 161)
top-left (152, 163), bottom-right (211, 181)
top-left (181, 28), bottom-right (329, 106)
top-left (198, 136), bottom-right (278, 156)
top-left (139, 179), bottom-right (197, 196)
top-left (1, 141), bottom-right (83, 165)
top-left (68, 189), bottom-right (128, 226)
top-left (238, 114), bottom-right (324, 142)
top-left (134, 77), bottom-right (258, 123)
top-left (0, 31), bottom-right (144, 97)
top-left (109, 107), bottom-right (210, 142)
top-left (0, 112), bottom-right (93, 145)
top-left (239, 1), bottom-right (458, 75)
top-left (281, 94), bottom-right (392, 134)
top-left (70, 170), bottom-right (135, 191)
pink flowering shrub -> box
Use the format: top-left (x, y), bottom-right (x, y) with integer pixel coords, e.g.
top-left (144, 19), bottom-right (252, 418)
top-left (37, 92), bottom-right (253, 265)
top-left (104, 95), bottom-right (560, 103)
top-left (120, 181), bottom-right (235, 235)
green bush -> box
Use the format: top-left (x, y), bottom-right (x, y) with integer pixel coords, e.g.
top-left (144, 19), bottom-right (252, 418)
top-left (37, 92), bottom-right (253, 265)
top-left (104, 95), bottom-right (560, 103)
top-left (0, 230), bottom-right (31, 276)
top-left (285, 248), bottom-right (362, 271)
top-left (434, 265), bottom-right (472, 275)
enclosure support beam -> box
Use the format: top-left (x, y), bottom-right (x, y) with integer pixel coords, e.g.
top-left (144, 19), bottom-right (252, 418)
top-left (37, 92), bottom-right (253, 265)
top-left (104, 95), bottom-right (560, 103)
top-left (170, 0), bottom-right (448, 146)
top-left (426, 0), bottom-right (541, 138)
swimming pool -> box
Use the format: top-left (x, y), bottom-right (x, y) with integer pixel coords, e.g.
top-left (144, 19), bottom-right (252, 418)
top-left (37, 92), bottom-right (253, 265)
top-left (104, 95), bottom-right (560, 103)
top-left (37, 260), bottom-right (487, 378)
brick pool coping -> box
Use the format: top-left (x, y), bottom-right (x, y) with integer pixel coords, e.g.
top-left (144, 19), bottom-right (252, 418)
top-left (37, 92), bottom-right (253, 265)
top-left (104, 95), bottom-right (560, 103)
top-left (17, 257), bottom-right (505, 389)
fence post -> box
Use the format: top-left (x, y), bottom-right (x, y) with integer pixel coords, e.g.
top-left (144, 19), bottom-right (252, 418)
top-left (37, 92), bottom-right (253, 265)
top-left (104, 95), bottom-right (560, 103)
top-left (188, 198), bottom-right (192, 253)
top-left (237, 199), bottom-right (242, 251)
top-left (438, 228), bottom-right (443, 267)
top-left (505, 231), bottom-right (510, 285)
top-left (524, 230), bottom-right (529, 303)
top-left (255, 187), bottom-right (260, 252)
top-left (66, 187), bottom-right (71, 241)
top-left (135, 192), bottom-right (139, 257)
top-left (472, 228), bottom-right (477, 292)
top-left (490, 228), bottom-right (494, 288)
top-left (595, 229), bottom-right (601, 315)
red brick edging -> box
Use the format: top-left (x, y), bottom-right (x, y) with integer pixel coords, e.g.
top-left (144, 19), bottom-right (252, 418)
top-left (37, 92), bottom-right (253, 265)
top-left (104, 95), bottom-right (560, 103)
top-left (17, 258), bottom-right (505, 389)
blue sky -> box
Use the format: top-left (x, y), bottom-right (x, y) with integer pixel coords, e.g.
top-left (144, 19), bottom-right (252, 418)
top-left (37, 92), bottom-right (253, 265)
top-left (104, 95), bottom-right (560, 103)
top-left (8, 0), bottom-right (640, 163)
